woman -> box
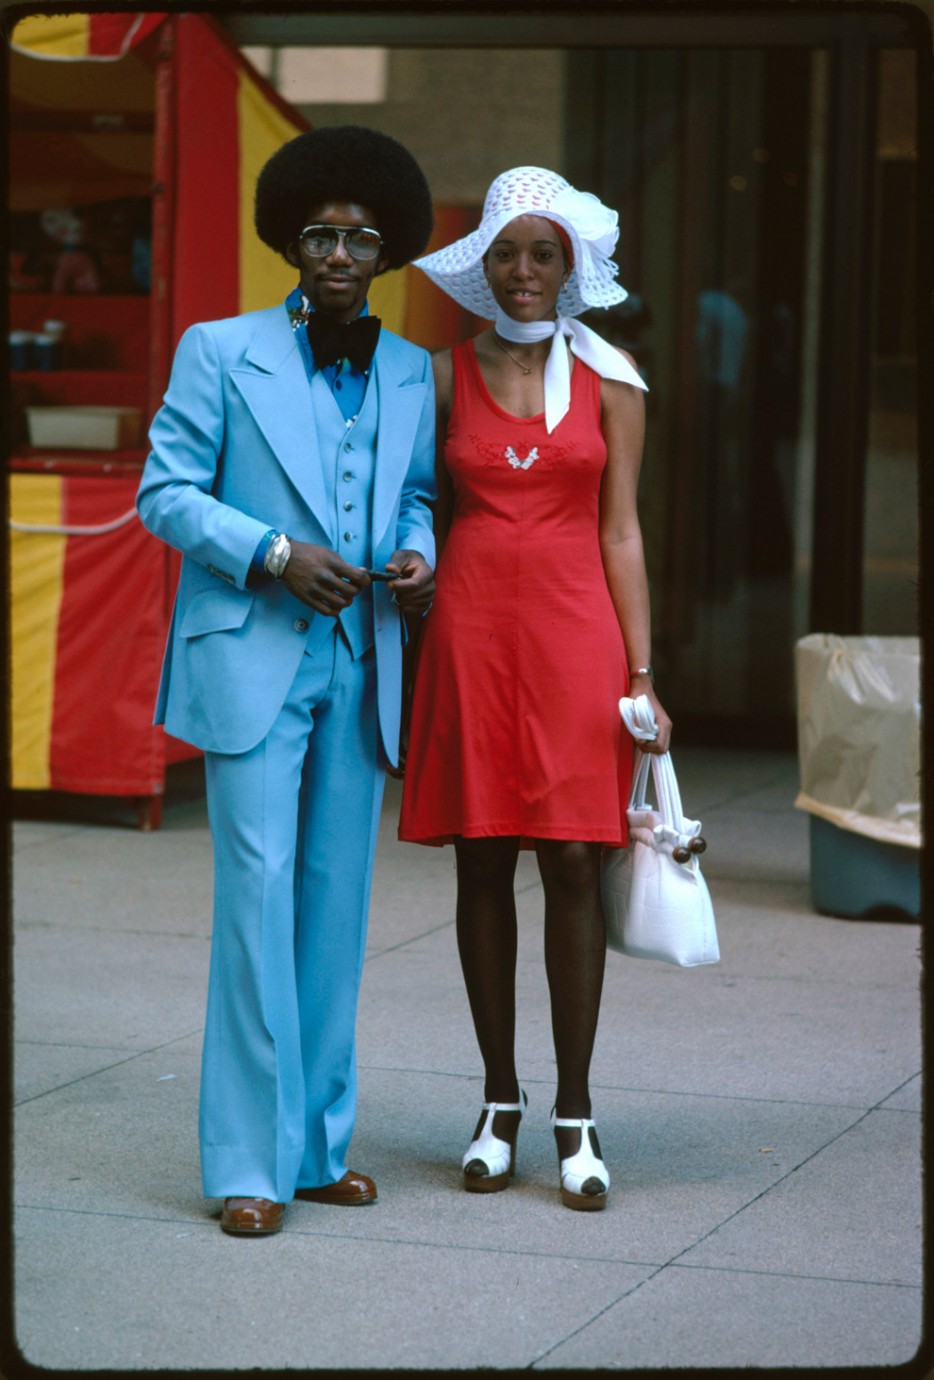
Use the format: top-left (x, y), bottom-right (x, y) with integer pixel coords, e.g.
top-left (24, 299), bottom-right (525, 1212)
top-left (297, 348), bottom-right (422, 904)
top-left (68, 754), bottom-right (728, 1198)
top-left (399, 167), bottom-right (671, 1211)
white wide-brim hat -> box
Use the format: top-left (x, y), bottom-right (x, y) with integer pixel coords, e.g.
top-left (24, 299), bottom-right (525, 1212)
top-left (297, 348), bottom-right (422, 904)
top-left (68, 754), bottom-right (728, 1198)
top-left (413, 166), bottom-right (628, 319)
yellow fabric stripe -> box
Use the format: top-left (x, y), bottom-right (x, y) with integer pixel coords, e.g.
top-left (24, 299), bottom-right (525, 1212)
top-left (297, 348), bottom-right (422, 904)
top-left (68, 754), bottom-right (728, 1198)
top-left (368, 266), bottom-right (408, 337)
top-left (10, 475), bottom-right (66, 789)
top-left (234, 71), bottom-right (409, 332)
top-left (11, 14), bottom-right (91, 57)
top-left (237, 69), bottom-right (305, 314)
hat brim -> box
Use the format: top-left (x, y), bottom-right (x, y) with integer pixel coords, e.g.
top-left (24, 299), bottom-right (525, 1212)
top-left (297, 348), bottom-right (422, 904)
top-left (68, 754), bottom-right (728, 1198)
top-left (413, 208), bottom-right (628, 319)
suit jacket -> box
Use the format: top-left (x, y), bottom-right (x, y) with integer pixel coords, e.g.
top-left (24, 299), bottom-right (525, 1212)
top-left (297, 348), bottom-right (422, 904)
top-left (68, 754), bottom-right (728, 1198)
top-left (137, 304), bottom-right (436, 762)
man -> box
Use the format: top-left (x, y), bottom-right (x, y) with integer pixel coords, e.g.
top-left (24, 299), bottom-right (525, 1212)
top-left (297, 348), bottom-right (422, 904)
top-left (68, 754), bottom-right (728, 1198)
top-left (137, 126), bottom-right (436, 1235)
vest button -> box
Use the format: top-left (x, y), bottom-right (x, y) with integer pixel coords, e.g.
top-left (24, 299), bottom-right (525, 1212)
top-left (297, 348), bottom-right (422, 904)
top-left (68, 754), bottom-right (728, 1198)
top-left (343, 532), bottom-right (354, 542)
top-left (342, 471), bottom-right (354, 482)
top-left (294, 618), bottom-right (309, 633)
top-left (344, 442), bottom-right (354, 452)
top-left (344, 501), bottom-right (354, 511)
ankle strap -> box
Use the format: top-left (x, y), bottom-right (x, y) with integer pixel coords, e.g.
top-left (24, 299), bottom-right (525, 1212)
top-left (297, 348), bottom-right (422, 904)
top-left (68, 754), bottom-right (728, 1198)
top-left (482, 1089), bottom-right (527, 1114)
top-left (551, 1113), bottom-right (595, 1128)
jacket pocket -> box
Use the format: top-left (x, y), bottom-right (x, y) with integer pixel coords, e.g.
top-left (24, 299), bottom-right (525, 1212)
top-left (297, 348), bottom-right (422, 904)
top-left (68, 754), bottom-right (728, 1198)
top-left (179, 586), bottom-right (253, 639)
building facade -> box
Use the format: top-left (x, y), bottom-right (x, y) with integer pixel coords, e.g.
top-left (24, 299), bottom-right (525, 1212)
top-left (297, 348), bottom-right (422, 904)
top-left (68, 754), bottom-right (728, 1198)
top-left (232, 7), bottom-right (924, 744)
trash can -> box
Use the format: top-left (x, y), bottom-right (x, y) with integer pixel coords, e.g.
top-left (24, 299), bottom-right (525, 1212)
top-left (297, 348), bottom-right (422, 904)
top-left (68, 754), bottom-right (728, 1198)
top-left (794, 634), bottom-right (921, 919)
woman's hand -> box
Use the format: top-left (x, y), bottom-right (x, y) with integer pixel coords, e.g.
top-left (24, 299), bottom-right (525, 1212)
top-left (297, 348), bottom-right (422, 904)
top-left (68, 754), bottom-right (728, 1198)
top-left (280, 541), bottom-right (369, 616)
top-left (386, 549), bottom-right (435, 614)
top-left (630, 674), bottom-right (673, 755)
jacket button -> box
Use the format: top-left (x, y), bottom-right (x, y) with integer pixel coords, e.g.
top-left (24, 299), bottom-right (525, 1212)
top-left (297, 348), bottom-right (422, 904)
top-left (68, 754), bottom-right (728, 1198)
top-left (294, 618), bottom-right (309, 632)
top-left (342, 471), bottom-right (354, 482)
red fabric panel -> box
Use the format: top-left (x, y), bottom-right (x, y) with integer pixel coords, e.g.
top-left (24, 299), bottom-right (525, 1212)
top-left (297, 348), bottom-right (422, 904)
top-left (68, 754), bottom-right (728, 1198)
top-left (164, 731), bottom-right (198, 766)
top-left (87, 13), bottom-right (166, 57)
top-left (197, 12), bottom-right (310, 134)
top-left (9, 293), bottom-right (151, 372)
top-left (48, 475), bottom-right (171, 795)
top-left (170, 14), bottom-right (240, 343)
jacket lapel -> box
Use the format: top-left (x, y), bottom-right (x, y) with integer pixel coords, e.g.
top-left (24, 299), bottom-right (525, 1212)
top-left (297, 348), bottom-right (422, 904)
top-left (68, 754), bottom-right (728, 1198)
top-left (229, 309), bottom-right (333, 541)
top-left (229, 313), bottom-right (428, 551)
top-left (371, 338), bottom-right (428, 548)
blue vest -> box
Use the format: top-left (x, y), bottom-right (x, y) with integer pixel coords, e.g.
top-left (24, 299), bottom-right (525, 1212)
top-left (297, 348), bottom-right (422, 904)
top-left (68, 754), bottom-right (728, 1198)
top-left (310, 369), bottom-right (377, 657)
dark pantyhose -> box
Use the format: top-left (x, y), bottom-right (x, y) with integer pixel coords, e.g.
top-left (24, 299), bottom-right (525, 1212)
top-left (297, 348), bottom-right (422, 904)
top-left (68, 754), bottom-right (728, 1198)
top-left (453, 834), bottom-right (607, 1153)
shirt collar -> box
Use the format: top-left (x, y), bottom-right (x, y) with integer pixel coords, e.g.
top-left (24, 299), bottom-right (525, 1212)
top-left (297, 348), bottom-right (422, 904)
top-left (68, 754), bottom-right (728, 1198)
top-left (298, 288), bottom-right (370, 320)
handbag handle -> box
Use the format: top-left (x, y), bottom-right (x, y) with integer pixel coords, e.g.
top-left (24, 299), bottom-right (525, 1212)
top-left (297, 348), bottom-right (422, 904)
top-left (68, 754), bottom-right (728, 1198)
top-left (628, 749), bottom-right (685, 830)
top-left (620, 694), bottom-right (694, 839)
top-left (655, 752), bottom-right (686, 829)
top-left (628, 748), bottom-right (652, 810)
top-left (622, 695), bottom-right (658, 813)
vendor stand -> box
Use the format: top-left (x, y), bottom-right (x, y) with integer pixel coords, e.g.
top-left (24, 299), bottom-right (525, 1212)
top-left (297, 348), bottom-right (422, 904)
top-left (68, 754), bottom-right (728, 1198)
top-left (8, 12), bottom-right (308, 826)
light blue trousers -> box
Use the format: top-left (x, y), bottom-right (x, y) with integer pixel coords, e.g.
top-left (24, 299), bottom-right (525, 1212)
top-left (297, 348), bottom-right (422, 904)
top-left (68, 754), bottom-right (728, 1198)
top-left (199, 629), bottom-right (384, 1201)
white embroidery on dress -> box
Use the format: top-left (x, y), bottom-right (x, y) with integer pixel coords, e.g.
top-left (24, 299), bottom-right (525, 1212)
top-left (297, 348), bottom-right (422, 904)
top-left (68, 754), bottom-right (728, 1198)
top-left (505, 445), bottom-right (539, 470)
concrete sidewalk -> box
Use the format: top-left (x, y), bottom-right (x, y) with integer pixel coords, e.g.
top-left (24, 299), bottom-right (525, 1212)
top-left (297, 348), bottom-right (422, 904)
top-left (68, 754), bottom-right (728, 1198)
top-left (10, 747), bottom-right (924, 1371)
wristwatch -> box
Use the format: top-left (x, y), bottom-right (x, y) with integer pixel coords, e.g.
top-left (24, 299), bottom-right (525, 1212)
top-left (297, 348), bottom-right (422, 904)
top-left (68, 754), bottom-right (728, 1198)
top-left (264, 532), bottom-right (292, 578)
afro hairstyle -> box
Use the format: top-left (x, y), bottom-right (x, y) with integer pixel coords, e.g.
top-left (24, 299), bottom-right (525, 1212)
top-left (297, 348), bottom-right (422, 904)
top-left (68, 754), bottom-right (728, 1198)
top-left (254, 125), bottom-right (433, 271)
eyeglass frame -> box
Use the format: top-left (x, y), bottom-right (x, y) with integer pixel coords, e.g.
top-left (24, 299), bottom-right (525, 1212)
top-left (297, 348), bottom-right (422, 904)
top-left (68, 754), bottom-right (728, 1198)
top-left (296, 223), bottom-right (384, 262)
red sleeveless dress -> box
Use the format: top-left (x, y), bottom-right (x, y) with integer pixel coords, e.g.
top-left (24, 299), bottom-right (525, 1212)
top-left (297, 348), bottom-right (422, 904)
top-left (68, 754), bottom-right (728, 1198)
top-left (398, 339), bottom-right (633, 847)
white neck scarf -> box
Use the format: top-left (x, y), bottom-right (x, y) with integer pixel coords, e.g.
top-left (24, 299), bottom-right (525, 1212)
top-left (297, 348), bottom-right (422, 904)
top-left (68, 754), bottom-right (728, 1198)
top-left (494, 308), bottom-right (647, 434)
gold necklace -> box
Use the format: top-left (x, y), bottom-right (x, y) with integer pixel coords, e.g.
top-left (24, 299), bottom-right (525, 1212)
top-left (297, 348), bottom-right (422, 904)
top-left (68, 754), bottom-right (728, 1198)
top-left (493, 332), bottom-right (545, 376)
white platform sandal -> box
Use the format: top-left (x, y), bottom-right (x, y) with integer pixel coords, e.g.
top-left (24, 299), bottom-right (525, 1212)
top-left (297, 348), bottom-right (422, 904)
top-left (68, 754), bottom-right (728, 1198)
top-left (462, 1090), bottom-right (528, 1192)
top-left (551, 1111), bottom-right (610, 1211)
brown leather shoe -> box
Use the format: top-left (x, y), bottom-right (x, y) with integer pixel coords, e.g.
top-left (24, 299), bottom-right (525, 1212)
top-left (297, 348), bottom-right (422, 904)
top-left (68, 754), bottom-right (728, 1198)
top-left (220, 1197), bottom-right (285, 1235)
top-left (295, 1169), bottom-right (378, 1205)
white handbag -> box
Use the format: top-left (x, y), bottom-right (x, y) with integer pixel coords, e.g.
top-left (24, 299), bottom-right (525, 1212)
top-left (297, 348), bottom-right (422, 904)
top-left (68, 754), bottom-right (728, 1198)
top-left (602, 698), bottom-right (719, 966)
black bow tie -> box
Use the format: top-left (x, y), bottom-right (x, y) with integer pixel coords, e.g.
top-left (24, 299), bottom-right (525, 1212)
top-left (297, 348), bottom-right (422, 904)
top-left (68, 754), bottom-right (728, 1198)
top-left (306, 312), bottom-right (381, 372)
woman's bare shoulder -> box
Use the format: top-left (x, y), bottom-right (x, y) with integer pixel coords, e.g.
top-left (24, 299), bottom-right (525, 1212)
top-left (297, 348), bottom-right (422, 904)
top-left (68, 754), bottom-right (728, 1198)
top-left (599, 347), bottom-right (645, 404)
top-left (432, 332), bottom-right (488, 389)
top-left (430, 347), bottom-right (455, 409)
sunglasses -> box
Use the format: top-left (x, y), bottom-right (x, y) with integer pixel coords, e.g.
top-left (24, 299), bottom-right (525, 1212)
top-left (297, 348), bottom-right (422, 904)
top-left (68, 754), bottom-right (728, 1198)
top-left (297, 224), bottom-right (383, 262)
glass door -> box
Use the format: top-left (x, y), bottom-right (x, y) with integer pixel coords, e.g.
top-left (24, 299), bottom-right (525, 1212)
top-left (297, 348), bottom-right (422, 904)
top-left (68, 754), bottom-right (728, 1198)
top-left (567, 38), bottom-right (919, 743)
top-left (864, 48), bottom-right (919, 635)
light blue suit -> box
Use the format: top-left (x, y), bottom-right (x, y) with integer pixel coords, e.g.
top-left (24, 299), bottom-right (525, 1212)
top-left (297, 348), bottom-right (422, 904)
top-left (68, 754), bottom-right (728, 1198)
top-left (137, 303), bottom-right (435, 1201)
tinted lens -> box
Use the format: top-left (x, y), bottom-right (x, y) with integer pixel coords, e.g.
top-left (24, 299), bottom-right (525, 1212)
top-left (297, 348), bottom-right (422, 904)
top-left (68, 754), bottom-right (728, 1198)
top-left (299, 226), bottom-right (382, 261)
top-left (345, 229), bottom-right (382, 260)
top-left (300, 228), bottom-right (340, 257)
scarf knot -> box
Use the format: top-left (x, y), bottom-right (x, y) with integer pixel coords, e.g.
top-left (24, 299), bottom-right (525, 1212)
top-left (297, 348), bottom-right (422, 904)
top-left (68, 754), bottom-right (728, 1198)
top-left (494, 309), bottom-right (647, 432)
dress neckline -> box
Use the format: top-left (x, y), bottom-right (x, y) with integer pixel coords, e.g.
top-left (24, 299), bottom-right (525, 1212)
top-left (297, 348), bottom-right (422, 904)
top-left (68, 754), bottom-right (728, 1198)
top-left (465, 337), bottom-right (578, 426)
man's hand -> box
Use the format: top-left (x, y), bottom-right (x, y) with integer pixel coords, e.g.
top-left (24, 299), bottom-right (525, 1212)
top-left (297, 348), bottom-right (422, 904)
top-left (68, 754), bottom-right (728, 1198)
top-left (385, 549), bottom-right (435, 614)
top-left (280, 540), bottom-right (370, 616)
